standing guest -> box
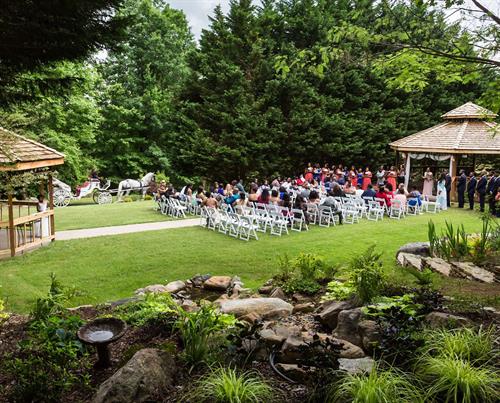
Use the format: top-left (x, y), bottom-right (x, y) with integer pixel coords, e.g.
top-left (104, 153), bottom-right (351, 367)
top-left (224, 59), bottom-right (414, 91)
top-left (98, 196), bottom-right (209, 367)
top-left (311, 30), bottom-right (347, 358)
top-left (467, 172), bottom-right (477, 210)
top-left (362, 167), bottom-right (372, 190)
top-left (422, 167), bottom-right (434, 196)
top-left (271, 177), bottom-right (280, 188)
top-left (457, 170), bottom-right (467, 208)
top-left (445, 170), bottom-right (452, 207)
top-left (397, 164), bottom-right (406, 185)
top-left (476, 171), bottom-right (487, 213)
top-left (487, 171), bottom-right (497, 215)
top-left (313, 164), bottom-right (322, 182)
top-left (321, 164), bottom-right (330, 183)
top-left (36, 194), bottom-right (47, 212)
top-left (305, 167), bottom-right (314, 183)
top-left (376, 165), bottom-right (386, 188)
top-left (386, 166), bottom-right (397, 192)
top-left (436, 173), bottom-right (448, 211)
top-left (357, 168), bottom-right (364, 189)
top-left (349, 166), bottom-right (357, 187)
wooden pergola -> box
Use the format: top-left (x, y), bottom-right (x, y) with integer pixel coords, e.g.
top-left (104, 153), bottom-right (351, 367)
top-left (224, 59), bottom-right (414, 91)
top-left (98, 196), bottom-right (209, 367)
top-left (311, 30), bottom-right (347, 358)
top-left (390, 102), bottom-right (499, 199)
top-left (0, 128), bottom-right (65, 258)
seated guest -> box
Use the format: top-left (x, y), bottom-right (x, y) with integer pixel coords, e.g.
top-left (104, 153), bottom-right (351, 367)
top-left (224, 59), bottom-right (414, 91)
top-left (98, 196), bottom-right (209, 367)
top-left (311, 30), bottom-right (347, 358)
top-left (309, 190), bottom-right (320, 204)
top-left (217, 183), bottom-right (225, 195)
top-left (375, 185), bottom-right (392, 207)
top-left (397, 183), bottom-right (408, 196)
top-left (196, 186), bottom-right (207, 205)
top-left (282, 193), bottom-right (292, 209)
top-left (393, 188), bottom-right (407, 205)
top-left (385, 183), bottom-right (395, 199)
top-left (331, 184), bottom-right (345, 198)
top-left (224, 189), bottom-right (240, 207)
top-left (361, 184), bottom-right (376, 199)
top-left (157, 180), bottom-right (167, 198)
top-left (294, 195), bottom-right (310, 224)
top-left (203, 192), bottom-right (218, 208)
top-left (248, 184), bottom-right (259, 203)
top-left (355, 186), bottom-right (364, 197)
top-left (279, 186), bottom-right (287, 200)
top-left (236, 192), bottom-right (247, 207)
top-left (270, 189), bottom-right (281, 204)
top-left (258, 188), bottom-right (271, 204)
top-left (320, 191), bottom-right (343, 224)
top-left (344, 181), bottom-right (356, 195)
top-left (407, 186), bottom-right (422, 207)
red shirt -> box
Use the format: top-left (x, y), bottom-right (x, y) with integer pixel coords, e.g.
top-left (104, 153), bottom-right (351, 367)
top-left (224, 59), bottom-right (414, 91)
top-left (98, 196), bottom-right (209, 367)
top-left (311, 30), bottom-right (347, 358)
top-left (375, 191), bottom-right (392, 207)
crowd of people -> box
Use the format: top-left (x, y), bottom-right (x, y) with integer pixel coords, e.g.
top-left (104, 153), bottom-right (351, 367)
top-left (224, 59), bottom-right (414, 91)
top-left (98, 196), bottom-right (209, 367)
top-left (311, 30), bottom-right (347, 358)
top-left (155, 163), bottom-right (500, 218)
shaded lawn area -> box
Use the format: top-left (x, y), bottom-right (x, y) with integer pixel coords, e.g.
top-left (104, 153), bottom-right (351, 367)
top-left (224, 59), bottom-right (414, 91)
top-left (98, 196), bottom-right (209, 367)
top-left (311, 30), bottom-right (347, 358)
top-left (55, 199), bottom-right (173, 231)
top-left (0, 209), bottom-right (495, 313)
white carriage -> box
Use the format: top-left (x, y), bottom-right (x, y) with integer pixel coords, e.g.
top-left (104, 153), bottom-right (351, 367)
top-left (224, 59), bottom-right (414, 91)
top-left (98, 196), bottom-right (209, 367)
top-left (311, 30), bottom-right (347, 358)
top-left (53, 178), bottom-right (113, 207)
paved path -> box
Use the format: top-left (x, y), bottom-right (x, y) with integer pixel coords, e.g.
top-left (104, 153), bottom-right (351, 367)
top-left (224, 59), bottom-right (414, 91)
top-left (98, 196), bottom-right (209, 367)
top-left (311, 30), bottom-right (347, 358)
top-left (57, 218), bottom-right (200, 241)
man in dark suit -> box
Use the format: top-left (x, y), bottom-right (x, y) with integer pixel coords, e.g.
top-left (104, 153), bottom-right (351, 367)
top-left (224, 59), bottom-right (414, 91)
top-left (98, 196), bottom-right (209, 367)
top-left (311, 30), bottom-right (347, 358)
top-left (445, 170), bottom-right (452, 207)
top-left (457, 170), bottom-right (467, 208)
top-left (487, 170), bottom-right (497, 215)
top-left (467, 172), bottom-right (477, 210)
top-left (476, 171), bottom-right (487, 212)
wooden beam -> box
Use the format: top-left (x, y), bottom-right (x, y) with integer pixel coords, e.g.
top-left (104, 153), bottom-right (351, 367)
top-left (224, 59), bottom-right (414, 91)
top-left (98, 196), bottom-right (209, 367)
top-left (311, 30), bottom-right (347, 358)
top-left (7, 194), bottom-right (15, 257)
top-left (0, 158), bottom-right (65, 172)
top-left (404, 153), bottom-right (411, 190)
top-left (48, 173), bottom-right (55, 239)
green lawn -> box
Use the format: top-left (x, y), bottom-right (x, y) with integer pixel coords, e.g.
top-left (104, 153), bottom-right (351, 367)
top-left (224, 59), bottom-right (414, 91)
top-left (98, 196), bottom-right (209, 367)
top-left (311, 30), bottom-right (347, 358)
top-left (54, 199), bottom-right (172, 230)
top-left (1, 208), bottom-right (494, 313)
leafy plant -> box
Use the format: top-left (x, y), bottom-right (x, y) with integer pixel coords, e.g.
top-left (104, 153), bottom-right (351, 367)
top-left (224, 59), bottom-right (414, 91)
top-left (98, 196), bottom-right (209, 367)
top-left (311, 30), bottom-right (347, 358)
top-left (350, 245), bottom-right (385, 303)
top-left (114, 292), bottom-right (178, 327)
top-left (0, 298), bottom-right (9, 323)
top-left (328, 365), bottom-right (424, 403)
top-left (321, 280), bottom-right (355, 301)
top-left (406, 267), bottom-right (434, 287)
top-left (417, 355), bottom-right (499, 403)
top-left (175, 304), bottom-right (237, 367)
top-left (187, 367), bottom-right (273, 403)
top-left (428, 219), bottom-right (437, 256)
top-left (282, 277), bottom-right (321, 295)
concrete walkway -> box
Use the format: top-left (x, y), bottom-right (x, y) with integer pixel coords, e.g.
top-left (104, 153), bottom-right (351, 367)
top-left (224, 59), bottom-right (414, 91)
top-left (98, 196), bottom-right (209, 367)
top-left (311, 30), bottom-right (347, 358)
top-left (57, 218), bottom-right (200, 241)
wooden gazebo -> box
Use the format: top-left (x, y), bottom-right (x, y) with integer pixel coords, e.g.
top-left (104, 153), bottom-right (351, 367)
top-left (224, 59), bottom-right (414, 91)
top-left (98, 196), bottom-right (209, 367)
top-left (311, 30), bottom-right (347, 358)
top-left (390, 102), bottom-right (499, 199)
top-left (0, 128), bottom-right (65, 258)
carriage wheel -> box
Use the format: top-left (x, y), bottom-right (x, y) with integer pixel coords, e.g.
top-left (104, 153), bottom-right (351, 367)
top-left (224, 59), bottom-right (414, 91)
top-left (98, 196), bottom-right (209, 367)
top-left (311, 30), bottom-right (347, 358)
top-left (97, 191), bottom-right (112, 205)
top-left (92, 190), bottom-right (99, 204)
top-left (54, 189), bottom-right (71, 208)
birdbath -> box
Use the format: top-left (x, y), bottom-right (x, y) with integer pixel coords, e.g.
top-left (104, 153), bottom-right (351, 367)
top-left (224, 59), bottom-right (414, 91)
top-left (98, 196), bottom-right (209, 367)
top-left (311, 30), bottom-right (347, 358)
top-left (77, 317), bottom-right (127, 368)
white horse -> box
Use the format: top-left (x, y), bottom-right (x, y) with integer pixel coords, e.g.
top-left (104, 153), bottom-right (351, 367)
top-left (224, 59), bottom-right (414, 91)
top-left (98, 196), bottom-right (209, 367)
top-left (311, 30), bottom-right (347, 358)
top-left (117, 172), bottom-right (156, 201)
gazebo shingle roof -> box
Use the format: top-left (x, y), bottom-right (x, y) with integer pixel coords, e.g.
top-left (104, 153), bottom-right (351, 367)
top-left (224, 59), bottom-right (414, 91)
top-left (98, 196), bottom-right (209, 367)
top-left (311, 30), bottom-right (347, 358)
top-left (390, 102), bottom-right (499, 155)
top-left (0, 127), bottom-right (65, 171)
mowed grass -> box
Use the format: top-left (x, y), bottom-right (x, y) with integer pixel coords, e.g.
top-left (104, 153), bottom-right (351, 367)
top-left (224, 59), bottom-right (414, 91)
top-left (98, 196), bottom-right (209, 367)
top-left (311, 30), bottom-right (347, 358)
top-left (54, 199), bottom-right (172, 231)
top-left (0, 208), bottom-right (493, 313)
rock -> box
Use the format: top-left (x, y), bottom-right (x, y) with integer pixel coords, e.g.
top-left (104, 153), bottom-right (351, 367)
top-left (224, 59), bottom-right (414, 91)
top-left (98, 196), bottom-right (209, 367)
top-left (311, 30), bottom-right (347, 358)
top-left (292, 293), bottom-right (310, 303)
top-left (258, 285), bottom-right (274, 295)
top-left (231, 276), bottom-right (244, 287)
top-left (338, 357), bottom-right (375, 374)
top-left (165, 280), bottom-right (186, 293)
top-left (423, 257), bottom-right (452, 277)
top-left (483, 307), bottom-right (500, 322)
top-left (358, 320), bottom-right (380, 352)
top-left (239, 312), bottom-right (261, 324)
top-left (219, 298), bottom-right (293, 320)
top-left (425, 312), bottom-right (472, 328)
top-left (190, 274), bottom-right (211, 287)
top-left (333, 308), bottom-right (363, 347)
top-left (451, 262), bottom-right (495, 283)
top-left (270, 287), bottom-right (286, 300)
top-left (280, 335), bottom-right (305, 363)
top-left (92, 348), bottom-right (175, 403)
top-left (275, 363), bottom-right (312, 382)
top-left (204, 275), bottom-right (233, 291)
top-left (317, 300), bottom-right (355, 330)
top-left (397, 253), bottom-right (423, 270)
top-left (180, 299), bottom-right (197, 312)
top-left (134, 284), bottom-right (169, 296)
top-left (260, 324), bottom-right (301, 347)
top-left (293, 303), bottom-right (315, 314)
top-left (336, 338), bottom-right (365, 358)
top-left (397, 242), bottom-right (430, 257)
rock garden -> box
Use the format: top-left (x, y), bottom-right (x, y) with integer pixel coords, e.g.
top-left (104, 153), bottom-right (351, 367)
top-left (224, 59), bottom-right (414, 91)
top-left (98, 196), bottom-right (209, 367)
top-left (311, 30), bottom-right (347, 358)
top-left (1, 233), bottom-right (499, 402)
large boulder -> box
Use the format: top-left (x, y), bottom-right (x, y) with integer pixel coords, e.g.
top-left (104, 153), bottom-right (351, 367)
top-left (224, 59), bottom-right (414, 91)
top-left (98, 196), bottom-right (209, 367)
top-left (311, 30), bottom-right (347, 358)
top-left (218, 298), bottom-right (293, 320)
top-left (423, 257), bottom-right (452, 277)
top-left (204, 275), bottom-right (233, 291)
top-left (396, 242), bottom-right (430, 258)
top-left (92, 348), bottom-right (175, 403)
top-left (165, 280), bottom-right (186, 293)
top-left (397, 253), bottom-right (423, 270)
top-left (333, 308), bottom-right (363, 347)
top-left (451, 262), bottom-right (495, 283)
top-left (358, 320), bottom-right (380, 352)
top-left (269, 287), bottom-right (286, 300)
top-left (134, 284), bottom-right (169, 296)
top-left (317, 300), bottom-right (355, 330)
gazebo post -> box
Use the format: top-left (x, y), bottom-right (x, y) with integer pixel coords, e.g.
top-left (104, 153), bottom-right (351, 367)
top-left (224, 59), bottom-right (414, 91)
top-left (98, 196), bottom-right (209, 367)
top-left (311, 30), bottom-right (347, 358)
top-left (404, 153), bottom-right (411, 190)
top-left (450, 155), bottom-right (457, 202)
top-left (48, 172), bottom-right (55, 240)
top-left (7, 193), bottom-right (15, 257)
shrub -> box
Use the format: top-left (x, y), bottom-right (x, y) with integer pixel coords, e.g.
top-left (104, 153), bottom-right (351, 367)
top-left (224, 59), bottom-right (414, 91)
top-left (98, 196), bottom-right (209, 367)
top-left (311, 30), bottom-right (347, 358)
top-left (144, 194), bottom-right (153, 201)
top-left (350, 245), bottom-right (385, 303)
top-left (0, 298), bottom-right (9, 323)
top-left (406, 267), bottom-right (434, 287)
top-left (329, 365), bottom-right (424, 403)
top-left (187, 367), bottom-right (273, 403)
top-left (422, 326), bottom-right (497, 365)
top-left (321, 280), bottom-right (355, 302)
top-left (123, 196), bottom-right (133, 203)
top-left (417, 355), bottom-right (499, 403)
top-left (114, 292), bottom-right (178, 327)
top-left (175, 304), bottom-right (237, 367)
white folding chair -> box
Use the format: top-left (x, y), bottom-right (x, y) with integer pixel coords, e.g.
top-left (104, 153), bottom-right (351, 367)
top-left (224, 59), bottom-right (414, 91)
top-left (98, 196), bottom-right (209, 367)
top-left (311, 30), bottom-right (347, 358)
top-left (239, 215), bottom-right (259, 241)
top-left (367, 201), bottom-right (384, 221)
top-left (389, 199), bottom-right (404, 219)
top-left (305, 203), bottom-right (319, 225)
top-left (291, 208), bottom-right (309, 232)
top-left (269, 210), bottom-right (289, 236)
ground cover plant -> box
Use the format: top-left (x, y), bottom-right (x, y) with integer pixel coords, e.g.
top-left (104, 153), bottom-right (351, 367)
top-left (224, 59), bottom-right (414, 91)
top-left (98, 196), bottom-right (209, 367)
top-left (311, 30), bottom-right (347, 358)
top-left (0, 209), bottom-right (492, 313)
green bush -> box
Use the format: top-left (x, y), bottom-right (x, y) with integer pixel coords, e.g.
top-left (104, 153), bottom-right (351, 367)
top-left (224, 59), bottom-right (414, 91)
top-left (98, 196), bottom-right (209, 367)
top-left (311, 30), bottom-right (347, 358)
top-left (321, 280), bottom-right (355, 302)
top-left (123, 196), bottom-right (133, 202)
top-left (114, 292), bottom-right (178, 327)
top-left (187, 367), bottom-right (273, 403)
top-left (144, 194), bottom-right (153, 200)
top-left (175, 304), bottom-right (237, 367)
top-left (329, 365), bottom-right (424, 403)
top-left (0, 298), bottom-right (9, 322)
top-left (350, 245), bottom-right (385, 303)
top-left (417, 355), bottom-right (499, 403)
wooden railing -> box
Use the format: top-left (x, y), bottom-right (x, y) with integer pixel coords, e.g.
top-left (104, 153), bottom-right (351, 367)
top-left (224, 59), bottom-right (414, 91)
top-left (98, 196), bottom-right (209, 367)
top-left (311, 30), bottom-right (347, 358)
top-left (0, 200), bottom-right (55, 258)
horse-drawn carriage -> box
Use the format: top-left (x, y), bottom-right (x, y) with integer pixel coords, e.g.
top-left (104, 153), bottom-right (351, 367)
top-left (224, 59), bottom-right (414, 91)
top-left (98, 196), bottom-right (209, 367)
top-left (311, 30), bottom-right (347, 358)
top-left (52, 172), bottom-right (156, 207)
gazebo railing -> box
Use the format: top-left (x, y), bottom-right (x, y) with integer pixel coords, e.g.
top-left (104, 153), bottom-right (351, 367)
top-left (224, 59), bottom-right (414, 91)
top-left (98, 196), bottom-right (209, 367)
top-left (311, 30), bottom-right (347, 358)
top-left (0, 200), bottom-right (55, 258)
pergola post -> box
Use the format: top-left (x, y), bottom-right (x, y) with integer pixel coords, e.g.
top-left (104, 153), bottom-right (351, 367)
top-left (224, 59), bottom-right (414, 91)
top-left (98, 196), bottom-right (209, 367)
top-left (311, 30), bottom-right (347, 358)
top-left (7, 193), bottom-right (15, 257)
top-left (48, 173), bottom-right (55, 239)
top-left (450, 155), bottom-right (457, 202)
top-left (404, 153), bottom-right (411, 190)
